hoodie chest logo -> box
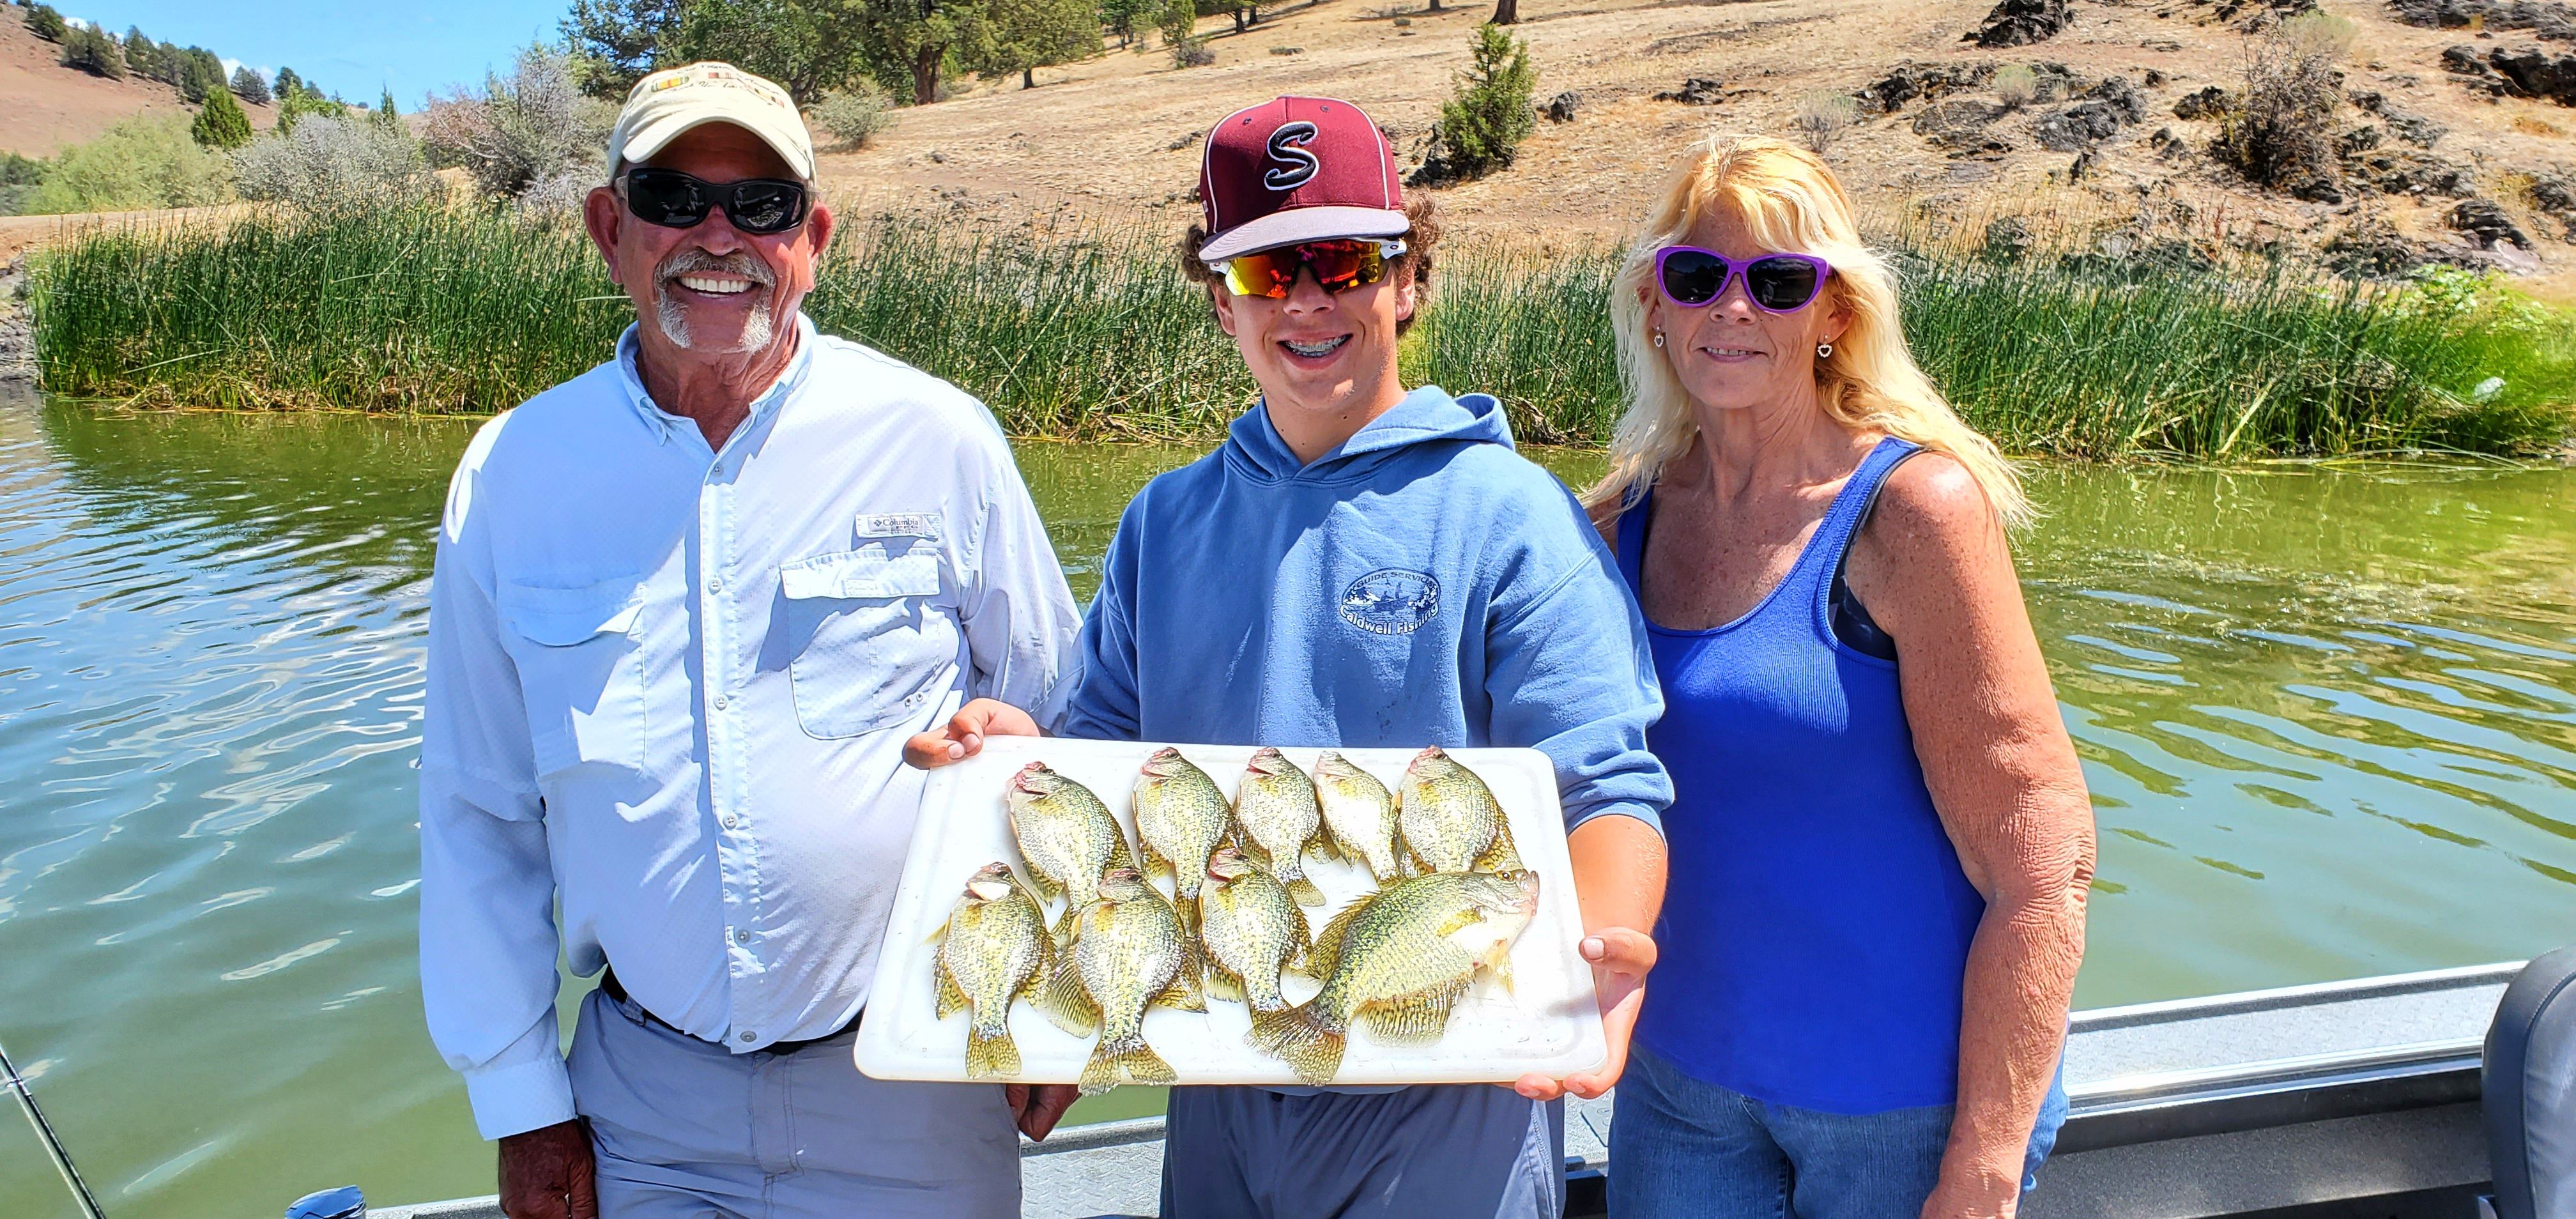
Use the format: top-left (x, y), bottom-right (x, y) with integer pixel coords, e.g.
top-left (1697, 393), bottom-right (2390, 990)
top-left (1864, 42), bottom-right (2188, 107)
top-left (1341, 569), bottom-right (1440, 636)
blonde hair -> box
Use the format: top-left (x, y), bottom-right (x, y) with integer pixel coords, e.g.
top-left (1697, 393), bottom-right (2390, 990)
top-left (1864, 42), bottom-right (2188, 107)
top-left (1581, 135), bottom-right (2028, 526)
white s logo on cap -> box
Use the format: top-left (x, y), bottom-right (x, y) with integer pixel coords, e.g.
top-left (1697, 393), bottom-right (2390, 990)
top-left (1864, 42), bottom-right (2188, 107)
top-left (1263, 121), bottom-right (1320, 190)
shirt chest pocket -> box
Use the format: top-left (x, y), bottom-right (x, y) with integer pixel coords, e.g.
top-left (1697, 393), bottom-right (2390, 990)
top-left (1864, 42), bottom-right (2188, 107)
top-left (779, 549), bottom-right (960, 739)
top-left (497, 576), bottom-right (649, 779)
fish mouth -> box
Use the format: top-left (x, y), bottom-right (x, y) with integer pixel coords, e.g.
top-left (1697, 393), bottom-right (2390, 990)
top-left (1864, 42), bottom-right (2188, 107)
top-left (1247, 747), bottom-right (1289, 775)
top-left (1011, 762), bottom-right (1052, 793)
top-left (1140, 747), bottom-right (1183, 776)
top-left (1411, 745), bottom-right (1447, 764)
top-left (966, 879), bottom-right (1012, 901)
top-left (1206, 845), bottom-right (1250, 880)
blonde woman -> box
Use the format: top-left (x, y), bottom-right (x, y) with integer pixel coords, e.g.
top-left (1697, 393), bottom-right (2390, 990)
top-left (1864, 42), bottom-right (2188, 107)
top-left (1584, 136), bottom-right (2095, 1217)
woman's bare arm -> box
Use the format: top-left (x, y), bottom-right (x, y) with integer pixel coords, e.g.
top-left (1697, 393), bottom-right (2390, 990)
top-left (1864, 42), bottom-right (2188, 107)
top-left (1847, 455), bottom-right (2096, 1219)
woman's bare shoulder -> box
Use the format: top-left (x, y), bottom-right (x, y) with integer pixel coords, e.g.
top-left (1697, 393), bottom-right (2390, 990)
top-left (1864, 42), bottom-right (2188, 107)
top-left (1584, 498), bottom-right (1624, 553)
top-left (1870, 450), bottom-right (1999, 546)
top-left (1850, 450), bottom-right (2013, 622)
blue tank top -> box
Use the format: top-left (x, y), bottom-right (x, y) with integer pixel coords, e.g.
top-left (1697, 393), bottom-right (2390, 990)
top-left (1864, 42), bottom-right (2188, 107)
top-left (1616, 436), bottom-right (1986, 1114)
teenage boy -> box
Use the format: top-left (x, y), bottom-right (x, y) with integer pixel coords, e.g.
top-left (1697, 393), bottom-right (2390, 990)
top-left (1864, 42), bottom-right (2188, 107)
top-left (907, 96), bottom-right (1671, 1218)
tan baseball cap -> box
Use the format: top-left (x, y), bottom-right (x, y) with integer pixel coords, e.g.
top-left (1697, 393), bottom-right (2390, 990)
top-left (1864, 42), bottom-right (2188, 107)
top-left (607, 61), bottom-right (815, 183)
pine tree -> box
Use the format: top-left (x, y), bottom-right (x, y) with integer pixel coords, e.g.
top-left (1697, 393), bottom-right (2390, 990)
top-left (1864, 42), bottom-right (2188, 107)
top-left (231, 65), bottom-right (272, 105)
top-left (192, 84), bottom-right (254, 150)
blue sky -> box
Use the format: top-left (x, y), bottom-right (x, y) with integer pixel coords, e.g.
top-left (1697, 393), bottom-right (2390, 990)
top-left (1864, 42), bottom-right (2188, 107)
top-left (54, 0), bottom-right (567, 110)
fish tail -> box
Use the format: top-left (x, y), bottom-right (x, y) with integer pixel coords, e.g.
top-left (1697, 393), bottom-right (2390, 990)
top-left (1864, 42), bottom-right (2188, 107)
top-left (966, 1023), bottom-right (1021, 1080)
top-left (1247, 1002), bottom-right (1346, 1085)
top-left (1283, 870), bottom-right (1326, 907)
top-left (1174, 887), bottom-right (1202, 939)
top-left (1079, 1036), bottom-right (1176, 1094)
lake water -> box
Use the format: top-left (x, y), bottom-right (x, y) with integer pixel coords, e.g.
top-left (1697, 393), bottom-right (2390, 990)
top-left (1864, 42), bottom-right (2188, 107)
top-left (3, 388), bottom-right (2572, 1216)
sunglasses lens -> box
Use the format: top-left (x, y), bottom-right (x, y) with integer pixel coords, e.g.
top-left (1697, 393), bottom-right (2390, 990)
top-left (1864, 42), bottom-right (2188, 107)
top-left (1223, 250), bottom-right (1298, 299)
top-left (1660, 250), bottom-right (1729, 305)
top-left (627, 171), bottom-right (708, 227)
top-left (1746, 257), bottom-right (1823, 310)
top-left (728, 182), bottom-right (806, 234)
top-left (1300, 241), bottom-right (1384, 292)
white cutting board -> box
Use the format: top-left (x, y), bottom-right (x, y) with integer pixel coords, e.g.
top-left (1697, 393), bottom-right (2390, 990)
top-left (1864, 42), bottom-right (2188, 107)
top-left (856, 734), bottom-right (1607, 1087)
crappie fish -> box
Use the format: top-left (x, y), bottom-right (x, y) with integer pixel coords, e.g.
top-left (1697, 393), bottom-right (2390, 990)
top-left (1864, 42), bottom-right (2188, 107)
top-left (1005, 761), bottom-right (1138, 942)
top-left (1312, 751), bottom-right (1405, 887)
top-left (1133, 747), bottom-right (1232, 937)
top-left (1198, 845), bottom-right (1313, 1014)
top-left (1232, 747), bottom-right (1328, 906)
top-left (931, 862), bottom-right (1054, 1078)
top-left (1395, 746), bottom-right (1522, 873)
top-left (1034, 866), bottom-right (1208, 1094)
top-left (1247, 870), bottom-right (1540, 1085)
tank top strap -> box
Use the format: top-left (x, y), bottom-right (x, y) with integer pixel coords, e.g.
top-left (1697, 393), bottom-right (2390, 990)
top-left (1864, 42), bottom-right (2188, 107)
top-left (1797, 436), bottom-right (1922, 624)
top-left (1613, 486), bottom-right (1650, 595)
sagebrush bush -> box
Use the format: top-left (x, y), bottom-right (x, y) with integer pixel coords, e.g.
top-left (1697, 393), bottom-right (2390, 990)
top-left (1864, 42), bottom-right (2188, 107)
top-left (2218, 12), bottom-right (2354, 196)
top-left (420, 45), bottom-right (613, 198)
top-left (815, 82), bottom-right (898, 148)
top-left (232, 114), bottom-right (433, 205)
top-left (1791, 91), bottom-right (1857, 154)
top-left (1993, 64), bottom-right (2037, 109)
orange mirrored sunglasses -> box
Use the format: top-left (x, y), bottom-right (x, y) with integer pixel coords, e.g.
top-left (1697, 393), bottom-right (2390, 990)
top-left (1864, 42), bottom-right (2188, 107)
top-left (1211, 238), bottom-right (1408, 300)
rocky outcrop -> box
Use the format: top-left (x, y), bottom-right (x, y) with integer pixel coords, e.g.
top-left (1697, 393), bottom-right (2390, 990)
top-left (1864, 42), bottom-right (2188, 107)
top-left (2488, 45), bottom-right (2576, 102)
top-left (1544, 91), bottom-right (1578, 123)
top-left (2388, 0), bottom-right (2575, 41)
top-left (2031, 77), bottom-right (2149, 150)
top-left (1857, 61), bottom-right (1995, 112)
top-left (2531, 172), bottom-right (2576, 238)
top-left (1968, 0), bottom-right (2071, 47)
top-left (1914, 98), bottom-right (2012, 152)
top-left (2174, 86), bottom-right (2232, 119)
top-left (2450, 198), bottom-right (2534, 249)
top-left (1652, 77), bottom-right (1725, 105)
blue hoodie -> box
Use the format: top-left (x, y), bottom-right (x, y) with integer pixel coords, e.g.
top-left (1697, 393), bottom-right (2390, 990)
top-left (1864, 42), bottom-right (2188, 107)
top-left (1059, 385), bottom-right (1670, 835)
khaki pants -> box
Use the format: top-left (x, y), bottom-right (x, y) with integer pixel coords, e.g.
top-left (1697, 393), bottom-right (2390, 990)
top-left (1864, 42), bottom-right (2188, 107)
top-left (568, 986), bottom-right (1022, 1218)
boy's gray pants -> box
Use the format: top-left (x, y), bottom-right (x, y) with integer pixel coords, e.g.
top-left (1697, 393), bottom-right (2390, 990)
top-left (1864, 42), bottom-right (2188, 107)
top-left (567, 986), bottom-right (1022, 1218)
top-left (1160, 1084), bottom-right (1565, 1218)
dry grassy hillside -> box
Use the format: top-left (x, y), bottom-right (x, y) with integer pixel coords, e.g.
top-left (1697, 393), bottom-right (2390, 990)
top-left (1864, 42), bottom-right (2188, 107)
top-left (820, 0), bottom-right (2576, 286)
top-left (0, 13), bottom-right (274, 157)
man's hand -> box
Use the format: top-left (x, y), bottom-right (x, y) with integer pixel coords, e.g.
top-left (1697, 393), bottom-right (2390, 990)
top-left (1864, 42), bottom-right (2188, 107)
top-left (1006, 1083), bottom-right (1082, 1142)
top-left (1514, 927), bottom-right (1655, 1101)
top-left (498, 1120), bottom-right (597, 1219)
top-left (904, 698), bottom-right (1043, 769)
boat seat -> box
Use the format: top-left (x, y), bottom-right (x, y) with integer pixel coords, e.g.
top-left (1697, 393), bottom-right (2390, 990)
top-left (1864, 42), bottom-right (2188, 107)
top-left (2485, 945), bottom-right (2576, 1219)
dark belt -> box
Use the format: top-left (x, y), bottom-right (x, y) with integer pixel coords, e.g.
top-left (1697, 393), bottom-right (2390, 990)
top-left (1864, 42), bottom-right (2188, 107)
top-left (600, 968), bottom-right (861, 1055)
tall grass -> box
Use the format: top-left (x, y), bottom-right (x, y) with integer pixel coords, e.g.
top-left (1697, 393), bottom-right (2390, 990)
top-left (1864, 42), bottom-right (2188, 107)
top-left (27, 200), bottom-right (2575, 459)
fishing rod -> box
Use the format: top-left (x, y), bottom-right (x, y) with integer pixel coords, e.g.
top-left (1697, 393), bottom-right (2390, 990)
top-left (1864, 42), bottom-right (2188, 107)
top-left (0, 1036), bottom-right (107, 1219)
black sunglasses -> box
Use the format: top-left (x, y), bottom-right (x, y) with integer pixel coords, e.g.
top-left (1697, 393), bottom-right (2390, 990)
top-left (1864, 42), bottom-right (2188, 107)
top-left (622, 167), bottom-right (810, 236)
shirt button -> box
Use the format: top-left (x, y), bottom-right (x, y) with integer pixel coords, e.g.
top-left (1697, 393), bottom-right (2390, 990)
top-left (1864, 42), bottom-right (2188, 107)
top-left (735, 928), bottom-right (752, 944)
top-left (713, 694), bottom-right (730, 711)
top-left (708, 577), bottom-right (724, 594)
top-left (723, 815), bottom-right (739, 829)
top-left (740, 1031), bottom-right (757, 1043)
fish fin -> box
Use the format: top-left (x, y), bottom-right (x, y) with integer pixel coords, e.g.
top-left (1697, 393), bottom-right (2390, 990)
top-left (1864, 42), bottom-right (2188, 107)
top-left (1285, 875), bottom-right (1328, 907)
top-left (1173, 895), bottom-right (1202, 940)
top-left (1079, 1036), bottom-right (1177, 1095)
top-left (1206, 963), bottom-right (1246, 1002)
top-left (1473, 823), bottom-right (1524, 873)
top-left (1310, 829), bottom-right (1347, 864)
top-left (1032, 956), bottom-right (1100, 1038)
top-left (1025, 868), bottom-right (1062, 901)
top-left (1307, 890), bottom-right (1381, 981)
top-left (933, 963), bottom-right (970, 1021)
top-left (924, 917), bottom-right (951, 946)
top-left (1357, 978), bottom-right (1468, 1046)
top-left (1048, 904), bottom-right (1077, 948)
top-left (1154, 954), bottom-right (1209, 1013)
top-left (966, 1023), bottom-right (1021, 1079)
top-left (1246, 1004), bottom-right (1347, 1085)
top-left (1480, 939), bottom-right (1516, 995)
top-left (1108, 836), bottom-right (1139, 873)
top-left (1239, 836), bottom-right (1274, 868)
top-left (1283, 908), bottom-right (1317, 977)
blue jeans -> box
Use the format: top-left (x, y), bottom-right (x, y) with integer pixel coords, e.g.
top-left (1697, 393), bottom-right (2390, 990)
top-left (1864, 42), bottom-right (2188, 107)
top-left (1607, 1043), bottom-right (2067, 1218)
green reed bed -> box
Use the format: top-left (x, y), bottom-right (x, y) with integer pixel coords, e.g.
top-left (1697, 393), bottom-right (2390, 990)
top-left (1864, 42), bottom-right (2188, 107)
top-left (26, 201), bottom-right (2575, 459)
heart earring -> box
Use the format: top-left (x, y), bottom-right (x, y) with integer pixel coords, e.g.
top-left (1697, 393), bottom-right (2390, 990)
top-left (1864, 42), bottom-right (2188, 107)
top-left (1816, 342), bottom-right (1834, 359)
top-left (1653, 332), bottom-right (1667, 348)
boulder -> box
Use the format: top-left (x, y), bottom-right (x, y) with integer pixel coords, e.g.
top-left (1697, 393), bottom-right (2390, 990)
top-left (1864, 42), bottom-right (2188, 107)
top-left (2032, 99), bottom-right (2133, 150)
top-left (1544, 91), bottom-right (1579, 123)
top-left (2442, 43), bottom-right (2493, 73)
top-left (2487, 45), bottom-right (2576, 102)
top-left (2385, 108), bottom-right (2448, 146)
top-left (2174, 85), bottom-right (2232, 119)
top-left (1969, 0), bottom-right (2071, 47)
top-left (1856, 61), bottom-right (1996, 113)
top-left (2343, 146), bottom-right (2478, 195)
top-left (1913, 98), bottom-right (2011, 148)
top-left (2388, 0), bottom-right (2576, 41)
top-left (1653, 77), bottom-right (1725, 105)
top-left (2450, 197), bottom-right (2533, 248)
top-left (2530, 172), bottom-right (2576, 236)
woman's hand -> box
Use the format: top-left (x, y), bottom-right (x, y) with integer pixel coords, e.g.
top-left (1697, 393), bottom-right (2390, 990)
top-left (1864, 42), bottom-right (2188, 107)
top-left (903, 698), bottom-right (1042, 769)
top-left (1919, 1162), bottom-right (2024, 1218)
top-left (1006, 1083), bottom-right (1082, 1142)
top-left (1515, 926), bottom-right (1655, 1101)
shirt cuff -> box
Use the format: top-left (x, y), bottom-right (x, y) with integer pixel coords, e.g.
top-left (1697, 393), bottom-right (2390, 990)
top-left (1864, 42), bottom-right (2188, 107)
top-left (462, 1046), bottom-right (578, 1140)
top-left (1563, 801), bottom-right (1666, 839)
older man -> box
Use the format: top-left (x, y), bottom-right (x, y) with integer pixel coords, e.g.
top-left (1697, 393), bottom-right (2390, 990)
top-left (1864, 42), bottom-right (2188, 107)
top-left (419, 62), bottom-right (1081, 1219)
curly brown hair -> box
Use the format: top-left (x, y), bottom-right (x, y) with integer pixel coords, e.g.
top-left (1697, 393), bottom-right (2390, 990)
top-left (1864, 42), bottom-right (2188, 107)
top-left (1177, 194), bottom-right (1444, 336)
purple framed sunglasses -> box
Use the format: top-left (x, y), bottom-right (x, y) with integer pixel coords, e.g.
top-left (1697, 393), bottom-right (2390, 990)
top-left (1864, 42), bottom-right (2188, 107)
top-left (1653, 247), bottom-right (1833, 312)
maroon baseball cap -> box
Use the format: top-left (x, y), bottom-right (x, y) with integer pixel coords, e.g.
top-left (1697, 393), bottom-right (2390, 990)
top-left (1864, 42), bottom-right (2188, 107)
top-left (1198, 96), bottom-right (1407, 264)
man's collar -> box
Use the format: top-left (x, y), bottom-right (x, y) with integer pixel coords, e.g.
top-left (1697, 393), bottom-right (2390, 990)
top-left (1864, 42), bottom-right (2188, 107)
top-left (614, 313), bottom-right (818, 445)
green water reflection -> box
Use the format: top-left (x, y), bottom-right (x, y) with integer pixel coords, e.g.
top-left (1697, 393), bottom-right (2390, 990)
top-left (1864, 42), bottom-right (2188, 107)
top-left (1, 393), bottom-right (2570, 1216)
